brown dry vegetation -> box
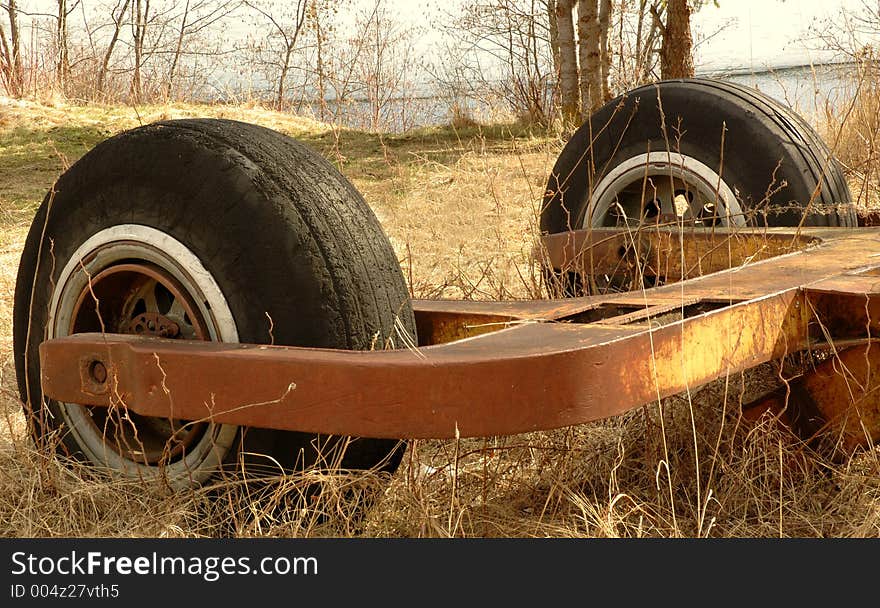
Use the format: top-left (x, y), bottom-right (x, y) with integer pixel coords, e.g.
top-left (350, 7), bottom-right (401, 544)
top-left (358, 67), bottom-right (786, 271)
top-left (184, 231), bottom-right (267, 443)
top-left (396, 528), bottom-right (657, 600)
top-left (821, 60), bottom-right (880, 210)
top-left (2, 91), bottom-right (880, 538)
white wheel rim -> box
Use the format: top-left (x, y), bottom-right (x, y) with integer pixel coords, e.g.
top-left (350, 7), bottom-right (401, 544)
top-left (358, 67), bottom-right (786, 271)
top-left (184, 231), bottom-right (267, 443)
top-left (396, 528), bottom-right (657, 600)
top-left (585, 152), bottom-right (745, 228)
top-left (48, 225), bottom-right (239, 488)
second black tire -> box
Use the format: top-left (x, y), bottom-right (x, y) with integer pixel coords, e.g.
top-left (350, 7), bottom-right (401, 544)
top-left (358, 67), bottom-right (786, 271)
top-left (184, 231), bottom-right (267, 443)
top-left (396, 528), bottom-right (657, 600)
top-left (541, 78), bottom-right (855, 234)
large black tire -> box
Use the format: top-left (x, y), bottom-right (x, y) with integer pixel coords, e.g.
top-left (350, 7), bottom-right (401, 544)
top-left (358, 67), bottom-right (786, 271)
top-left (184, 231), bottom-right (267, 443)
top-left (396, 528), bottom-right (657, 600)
top-left (542, 78), bottom-right (855, 235)
top-left (13, 119), bottom-right (416, 490)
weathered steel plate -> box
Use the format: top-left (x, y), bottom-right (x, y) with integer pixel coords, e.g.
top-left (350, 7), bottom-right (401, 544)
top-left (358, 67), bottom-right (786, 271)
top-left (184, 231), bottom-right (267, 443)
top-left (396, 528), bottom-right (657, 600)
top-left (38, 227), bottom-right (880, 440)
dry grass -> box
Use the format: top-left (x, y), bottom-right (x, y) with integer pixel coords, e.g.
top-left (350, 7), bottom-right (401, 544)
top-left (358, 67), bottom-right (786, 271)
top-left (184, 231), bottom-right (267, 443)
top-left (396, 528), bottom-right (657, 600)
top-left (820, 56), bottom-right (880, 210)
top-left (2, 92), bottom-right (880, 539)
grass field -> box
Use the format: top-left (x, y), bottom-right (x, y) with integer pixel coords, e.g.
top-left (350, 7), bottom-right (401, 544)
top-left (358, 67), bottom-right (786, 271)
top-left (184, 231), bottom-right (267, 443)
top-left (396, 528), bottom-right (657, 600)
top-left (2, 97), bottom-right (880, 538)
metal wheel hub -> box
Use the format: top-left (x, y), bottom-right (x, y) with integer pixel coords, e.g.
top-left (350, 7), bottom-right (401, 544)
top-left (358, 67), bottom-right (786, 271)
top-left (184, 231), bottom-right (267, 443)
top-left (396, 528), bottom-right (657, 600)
top-left (67, 262), bottom-right (210, 465)
top-left (586, 152), bottom-right (746, 228)
top-left (46, 225), bottom-right (239, 486)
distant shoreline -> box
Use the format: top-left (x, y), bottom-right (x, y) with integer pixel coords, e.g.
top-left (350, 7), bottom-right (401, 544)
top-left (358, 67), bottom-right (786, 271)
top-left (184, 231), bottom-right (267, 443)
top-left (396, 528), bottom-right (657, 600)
top-left (698, 59), bottom-right (860, 79)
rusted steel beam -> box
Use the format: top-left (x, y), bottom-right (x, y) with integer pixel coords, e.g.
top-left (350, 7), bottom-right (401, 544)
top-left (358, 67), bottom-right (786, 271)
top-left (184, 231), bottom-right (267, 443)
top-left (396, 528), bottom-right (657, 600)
top-left (742, 275), bottom-right (880, 451)
top-left (38, 227), bottom-right (880, 440)
top-left (800, 343), bottom-right (880, 451)
top-left (539, 226), bottom-right (822, 283)
top-left (412, 227), bottom-right (875, 346)
top-left (41, 290), bottom-right (809, 439)
top-left (411, 294), bottom-right (707, 346)
top-left (411, 227), bottom-right (847, 348)
top-left (747, 344), bottom-right (880, 452)
top-left (413, 311), bottom-right (516, 346)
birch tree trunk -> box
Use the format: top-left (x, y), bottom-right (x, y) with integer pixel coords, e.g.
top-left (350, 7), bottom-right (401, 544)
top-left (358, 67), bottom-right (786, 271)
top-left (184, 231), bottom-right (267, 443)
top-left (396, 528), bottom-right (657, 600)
top-left (576, 0), bottom-right (601, 117)
top-left (556, 0), bottom-right (579, 123)
top-left (598, 0), bottom-right (612, 101)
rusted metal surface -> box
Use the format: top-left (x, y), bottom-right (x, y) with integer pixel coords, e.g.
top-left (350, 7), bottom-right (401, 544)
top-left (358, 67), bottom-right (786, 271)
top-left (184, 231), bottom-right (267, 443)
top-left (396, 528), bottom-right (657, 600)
top-left (412, 226), bottom-right (840, 346)
top-left (539, 226), bottom-right (822, 285)
top-left (125, 312), bottom-right (180, 338)
top-left (799, 343), bottom-right (880, 451)
top-left (38, 227), bottom-right (880, 441)
top-left (414, 311), bottom-right (516, 346)
top-left (67, 260), bottom-right (211, 462)
top-left (740, 274), bottom-right (880, 452)
top-left (41, 226), bottom-right (880, 438)
top-left (41, 292), bottom-right (806, 439)
top-left (411, 295), bottom-right (706, 346)
top-left (746, 344), bottom-right (880, 452)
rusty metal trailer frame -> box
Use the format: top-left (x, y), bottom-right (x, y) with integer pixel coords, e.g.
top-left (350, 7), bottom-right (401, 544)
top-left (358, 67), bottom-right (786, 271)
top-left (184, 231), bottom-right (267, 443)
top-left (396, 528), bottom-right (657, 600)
top-left (37, 224), bottom-right (880, 450)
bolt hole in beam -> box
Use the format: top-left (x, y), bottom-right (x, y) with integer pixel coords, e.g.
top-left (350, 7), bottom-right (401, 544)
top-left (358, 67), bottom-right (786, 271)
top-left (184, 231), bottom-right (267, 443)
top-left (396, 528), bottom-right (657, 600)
top-left (88, 360), bottom-right (107, 384)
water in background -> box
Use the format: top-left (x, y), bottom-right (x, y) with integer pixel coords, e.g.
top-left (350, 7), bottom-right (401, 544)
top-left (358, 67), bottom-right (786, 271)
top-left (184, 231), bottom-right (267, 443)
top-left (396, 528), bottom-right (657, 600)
top-left (709, 62), bottom-right (855, 120)
top-left (297, 62), bottom-right (855, 133)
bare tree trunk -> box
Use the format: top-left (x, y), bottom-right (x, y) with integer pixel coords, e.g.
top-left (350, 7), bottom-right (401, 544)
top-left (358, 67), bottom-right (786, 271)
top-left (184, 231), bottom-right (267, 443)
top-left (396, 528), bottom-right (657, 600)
top-left (275, 44), bottom-right (292, 110)
top-left (131, 0), bottom-right (149, 102)
top-left (166, 0), bottom-right (190, 100)
top-left (660, 0), bottom-right (694, 79)
top-left (132, 0), bottom-right (142, 101)
top-left (0, 22), bottom-right (12, 94)
top-left (56, 0), bottom-right (69, 94)
top-left (635, 0), bottom-right (646, 79)
top-left (577, 0), bottom-right (601, 117)
top-left (556, 0), bottom-right (579, 123)
top-left (6, 0), bottom-right (23, 97)
top-left (598, 0), bottom-right (611, 101)
top-left (614, 0), bottom-right (625, 85)
top-left (370, 6), bottom-right (381, 130)
top-left (314, 2), bottom-right (326, 121)
top-left (80, 0), bottom-right (97, 62)
top-left (642, 1), bottom-right (661, 80)
top-left (244, 0), bottom-right (308, 112)
top-left (527, 4), bottom-right (542, 124)
top-left (543, 1), bottom-right (559, 124)
top-left (547, 0), bottom-right (560, 79)
top-left (98, 0), bottom-right (130, 96)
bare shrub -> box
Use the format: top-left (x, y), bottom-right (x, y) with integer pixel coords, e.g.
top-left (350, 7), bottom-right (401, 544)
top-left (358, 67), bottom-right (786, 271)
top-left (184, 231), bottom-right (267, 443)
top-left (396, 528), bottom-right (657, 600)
top-left (823, 52), bottom-right (880, 209)
top-left (809, 2), bottom-right (880, 208)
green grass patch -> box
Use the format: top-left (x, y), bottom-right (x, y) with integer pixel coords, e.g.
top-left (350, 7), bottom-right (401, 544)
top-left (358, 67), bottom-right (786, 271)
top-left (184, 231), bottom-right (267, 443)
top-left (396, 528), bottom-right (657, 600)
top-left (0, 100), bottom-right (555, 223)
